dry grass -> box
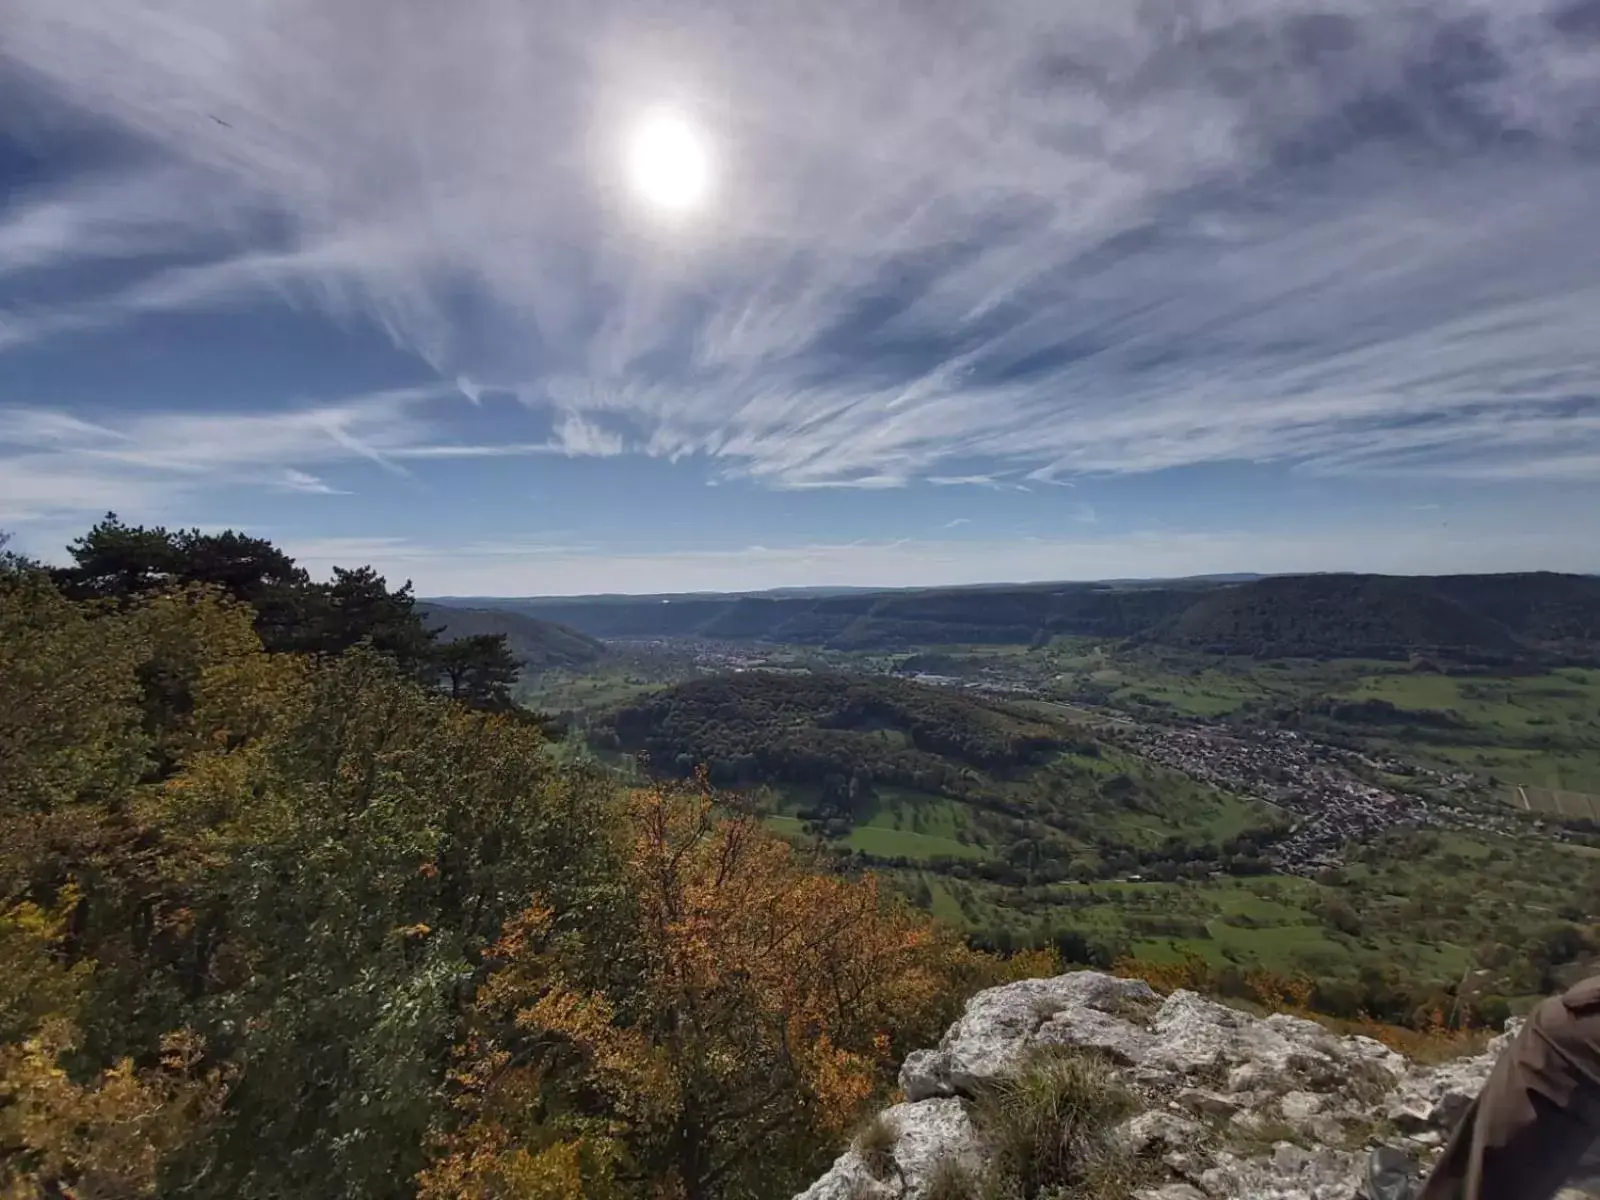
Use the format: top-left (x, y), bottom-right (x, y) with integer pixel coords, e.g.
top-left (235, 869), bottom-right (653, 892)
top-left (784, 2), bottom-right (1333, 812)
top-left (1351, 1021), bottom-right (1493, 1064)
top-left (853, 1111), bottom-right (899, 1182)
top-left (923, 1155), bottom-right (978, 1200)
top-left (1224, 1114), bottom-right (1306, 1157)
top-left (973, 1047), bottom-right (1138, 1199)
top-left (1098, 991), bottom-right (1162, 1026)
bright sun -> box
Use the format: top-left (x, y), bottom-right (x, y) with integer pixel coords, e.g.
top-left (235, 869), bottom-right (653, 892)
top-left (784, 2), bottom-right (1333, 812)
top-left (626, 111), bottom-right (712, 213)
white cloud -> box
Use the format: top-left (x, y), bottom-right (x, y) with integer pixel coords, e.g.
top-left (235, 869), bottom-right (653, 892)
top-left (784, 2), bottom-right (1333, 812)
top-left (278, 468), bottom-right (348, 495)
top-left (0, 384), bottom-right (455, 522)
top-left (0, 457), bottom-right (178, 524)
top-left (3, 0), bottom-right (1600, 490)
top-left (550, 412), bottom-right (624, 458)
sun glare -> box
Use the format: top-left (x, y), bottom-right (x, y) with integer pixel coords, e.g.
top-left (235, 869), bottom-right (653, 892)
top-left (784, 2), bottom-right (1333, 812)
top-left (626, 110), bottom-right (712, 214)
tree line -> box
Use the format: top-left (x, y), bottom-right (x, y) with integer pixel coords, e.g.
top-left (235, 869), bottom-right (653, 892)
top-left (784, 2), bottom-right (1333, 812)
top-left (46, 513), bottom-right (523, 711)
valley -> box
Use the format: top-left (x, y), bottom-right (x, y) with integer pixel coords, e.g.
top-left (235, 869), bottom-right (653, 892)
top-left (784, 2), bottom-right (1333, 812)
top-left (436, 571), bottom-right (1600, 1027)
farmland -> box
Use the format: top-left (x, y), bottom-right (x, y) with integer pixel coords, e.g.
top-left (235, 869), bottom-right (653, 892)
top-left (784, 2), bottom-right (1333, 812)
top-left (493, 608), bottom-right (1600, 1021)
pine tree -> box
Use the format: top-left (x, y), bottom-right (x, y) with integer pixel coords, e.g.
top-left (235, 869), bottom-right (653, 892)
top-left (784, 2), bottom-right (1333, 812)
top-left (432, 634), bottom-right (521, 710)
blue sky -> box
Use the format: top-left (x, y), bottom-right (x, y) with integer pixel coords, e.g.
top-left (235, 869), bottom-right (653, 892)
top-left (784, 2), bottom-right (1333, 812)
top-left (3, 0), bottom-right (1600, 595)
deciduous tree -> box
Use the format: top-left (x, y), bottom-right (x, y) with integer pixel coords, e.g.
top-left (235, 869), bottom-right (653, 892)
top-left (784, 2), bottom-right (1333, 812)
top-left (429, 785), bottom-right (976, 1200)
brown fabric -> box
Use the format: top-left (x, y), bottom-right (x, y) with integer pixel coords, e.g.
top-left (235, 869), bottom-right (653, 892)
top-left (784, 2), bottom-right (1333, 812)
top-left (1418, 978), bottom-right (1600, 1200)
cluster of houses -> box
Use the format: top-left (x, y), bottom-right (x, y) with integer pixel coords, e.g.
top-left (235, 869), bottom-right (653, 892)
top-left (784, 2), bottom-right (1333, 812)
top-left (1125, 725), bottom-right (1549, 875)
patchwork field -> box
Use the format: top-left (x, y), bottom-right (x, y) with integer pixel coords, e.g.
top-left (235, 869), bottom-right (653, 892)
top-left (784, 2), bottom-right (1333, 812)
top-left (1510, 785), bottom-right (1600, 821)
top-left (888, 825), bottom-right (1600, 1015)
top-left (1333, 669), bottom-right (1600, 793)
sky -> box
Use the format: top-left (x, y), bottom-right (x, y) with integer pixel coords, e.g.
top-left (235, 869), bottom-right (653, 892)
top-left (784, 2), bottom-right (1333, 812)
top-left (3, 0), bottom-right (1600, 595)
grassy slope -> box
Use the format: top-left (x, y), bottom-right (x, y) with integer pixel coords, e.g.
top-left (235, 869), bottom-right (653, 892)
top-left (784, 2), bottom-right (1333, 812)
top-left (890, 827), bottom-right (1600, 1005)
top-left (1332, 669), bottom-right (1600, 792)
top-left (520, 665), bottom-right (669, 712)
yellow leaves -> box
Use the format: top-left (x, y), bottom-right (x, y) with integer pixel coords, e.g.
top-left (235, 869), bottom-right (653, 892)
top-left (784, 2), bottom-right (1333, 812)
top-left (0, 573), bottom-right (148, 821)
top-left (0, 1017), bottom-right (228, 1200)
top-left (0, 891), bottom-right (92, 1046)
top-left (417, 1125), bottom-right (619, 1200)
top-left (1113, 951), bottom-right (1213, 996)
top-left (497, 1140), bottom-right (594, 1198)
top-left (490, 902), bottom-right (556, 960)
top-left (517, 989), bottom-right (675, 1121)
top-left (984, 946), bottom-right (1063, 986)
top-left (188, 649), bottom-right (307, 752)
top-left (431, 782), bottom-right (977, 1195)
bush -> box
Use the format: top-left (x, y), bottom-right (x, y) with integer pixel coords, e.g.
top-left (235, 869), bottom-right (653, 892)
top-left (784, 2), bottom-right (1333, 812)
top-left (973, 1048), bottom-right (1136, 1198)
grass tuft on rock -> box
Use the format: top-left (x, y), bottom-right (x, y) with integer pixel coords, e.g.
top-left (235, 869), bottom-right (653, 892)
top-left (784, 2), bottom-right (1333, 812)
top-left (853, 1111), bottom-right (900, 1181)
top-left (973, 1048), bottom-right (1138, 1199)
top-left (923, 1154), bottom-right (979, 1200)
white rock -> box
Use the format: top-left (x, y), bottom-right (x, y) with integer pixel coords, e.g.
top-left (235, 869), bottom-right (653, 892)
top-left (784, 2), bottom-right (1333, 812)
top-left (793, 1098), bottom-right (979, 1200)
top-left (1280, 1091), bottom-right (1324, 1123)
top-left (1228, 1061), bottom-right (1278, 1094)
top-left (1230, 1109), bottom-right (1271, 1136)
top-left (1038, 1002), bottom-right (1159, 1065)
top-left (797, 973), bottom-right (1600, 1200)
top-left (1165, 1150), bottom-right (1203, 1177)
top-left (1149, 992), bottom-right (1340, 1083)
top-left (899, 1049), bottom-right (948, 1101)
top-left (900, 971), bottom-right (1156, 1100)
top-left (1385, 1094), bottom-right (1438, 1134)
top-left (1198, 1143), bottom-right (1364, 1200)
top-left (1305, 1115), bottom-right (1348, 1144)
top-left (1179, 1087), bottom-right (1242, 1118)
top-left (1117, 1110), bottom-right (1206, 1157)
top-left (1388, 1047), bottom-right (1497, 1134)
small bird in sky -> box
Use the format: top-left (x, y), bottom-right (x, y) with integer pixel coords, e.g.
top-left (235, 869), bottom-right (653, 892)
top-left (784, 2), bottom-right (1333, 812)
top-left (209, 114), bottom-right (232, 128)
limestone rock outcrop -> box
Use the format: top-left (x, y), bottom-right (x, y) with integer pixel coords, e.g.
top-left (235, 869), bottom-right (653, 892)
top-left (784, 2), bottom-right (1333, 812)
top-left (796, 971), bottom-right (1600, 1200)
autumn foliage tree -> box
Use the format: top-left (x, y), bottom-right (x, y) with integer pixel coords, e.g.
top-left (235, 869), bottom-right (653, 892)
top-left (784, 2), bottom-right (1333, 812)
top-left (423, 784), bottom-right (978, 1200)
top-left (1, 525), bottom-right (1007, 1200)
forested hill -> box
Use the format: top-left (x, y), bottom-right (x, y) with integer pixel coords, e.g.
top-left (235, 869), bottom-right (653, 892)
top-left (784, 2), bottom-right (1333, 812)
top-left (596, 671), bottom-right (1068, 790)
top-left (591, 672), bottom-right (1283, 882)
top-left (457, 572), bottom-right (1600, 662)
top-left (1153, 573), bottom-right (1600, 661)
top-left (416, 601), bottom-right (603, 668)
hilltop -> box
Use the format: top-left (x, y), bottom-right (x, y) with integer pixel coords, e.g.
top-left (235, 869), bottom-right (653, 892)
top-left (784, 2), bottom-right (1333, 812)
top-left (458, 572), bottom-right (1600, 664)
top-left (416, 601), bottom-right (604, 669)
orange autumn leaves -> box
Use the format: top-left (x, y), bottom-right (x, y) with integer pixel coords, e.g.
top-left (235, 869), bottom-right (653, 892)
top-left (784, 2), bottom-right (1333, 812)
top-left (424, 786), bottom-right (975, 1200)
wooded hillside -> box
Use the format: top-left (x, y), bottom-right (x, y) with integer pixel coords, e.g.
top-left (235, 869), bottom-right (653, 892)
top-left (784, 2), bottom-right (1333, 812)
top-left (477, 573), bottom-right (1600, 662)
top-left (416, 601), bottom-right (604, 668)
